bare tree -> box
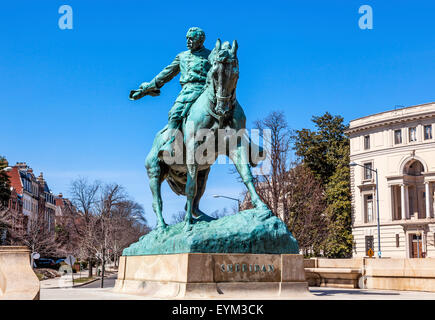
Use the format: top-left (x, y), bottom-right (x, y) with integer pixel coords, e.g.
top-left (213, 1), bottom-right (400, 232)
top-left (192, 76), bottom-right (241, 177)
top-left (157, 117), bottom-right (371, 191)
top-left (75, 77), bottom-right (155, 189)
top-left (93, 183), bottom-right (127, 287)
top-left (54, 202), bottom-right (83, 257)
top-left (107, 200), bottom-right (149, 267)
top-left (209, 207), bottom-right (232, 219)
top-left (285, 164), bottom-right (327, 255)
top-left (66, 179), bottom-right (151, 283)
top-left (69, 177), bottom-right (100, 277)
top-left (252, 111), bottom-right (293, 222)
top-left (169, 211), bottom-right (186, 225)
top-left (241, 111), bottom-right (327, 255)
top-left (15, 215), bottom-right (59, 257)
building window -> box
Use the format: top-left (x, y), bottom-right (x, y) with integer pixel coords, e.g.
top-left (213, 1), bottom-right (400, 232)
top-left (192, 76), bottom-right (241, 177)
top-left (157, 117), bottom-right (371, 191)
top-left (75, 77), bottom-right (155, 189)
top-left (364, 135), bottom-right (370, 150)
top-left (364, 194), bottom-right (374, 223)
top-left (396, 234), bottom-right (400, 247)
top-left (394, 129), bottom-right (402, 144)
top-left (363, 162), bottom-right (373, 180)
top-left (365, 236), bottom-right (374, 255)
top-left (409, 127), bottom-right (417, 142)
top-left (424, 125), bottom-right (432, 140)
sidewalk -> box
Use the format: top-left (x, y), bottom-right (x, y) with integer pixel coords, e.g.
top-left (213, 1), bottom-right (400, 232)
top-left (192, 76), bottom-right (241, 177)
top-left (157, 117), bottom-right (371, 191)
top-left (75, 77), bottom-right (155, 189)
top-left (40, 286), bottom-right (435, 300)
top-left (40, 269), bottom-right (117, 289)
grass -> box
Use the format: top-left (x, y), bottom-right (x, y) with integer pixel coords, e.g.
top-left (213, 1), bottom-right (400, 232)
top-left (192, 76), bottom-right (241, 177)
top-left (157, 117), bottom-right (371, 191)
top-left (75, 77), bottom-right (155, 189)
top-left (35, 273), bottom-right (44, 281)
top-left (73, 277), bottom-right (95, 284)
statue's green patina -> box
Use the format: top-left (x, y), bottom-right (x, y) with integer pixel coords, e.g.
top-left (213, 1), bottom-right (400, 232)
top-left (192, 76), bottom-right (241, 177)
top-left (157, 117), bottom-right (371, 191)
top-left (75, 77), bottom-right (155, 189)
top-left (124, 28), bottom-right (298, 255)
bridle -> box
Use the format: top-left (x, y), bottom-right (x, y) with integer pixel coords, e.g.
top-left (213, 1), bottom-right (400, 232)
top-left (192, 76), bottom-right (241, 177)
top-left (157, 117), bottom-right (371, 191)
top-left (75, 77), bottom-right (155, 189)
top-left (205, 53), bottom-right (238, 124)
top-left (216, 93), bottom-right (233, 102)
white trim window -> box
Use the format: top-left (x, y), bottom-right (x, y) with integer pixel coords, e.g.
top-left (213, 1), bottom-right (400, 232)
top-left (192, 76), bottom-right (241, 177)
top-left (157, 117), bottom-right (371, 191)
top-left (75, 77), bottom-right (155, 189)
top-left (424, 125), bottom-right (432, 140)
top-left (409, 127), bottom-right (417, 142)
top-left (364, 194), bottom-right (375, 223)
top-left (394, 129), bottom-right (402, 144)
top-left (363, 162), bottom-right (373, 180)
top-left (364, 135), bottom-right (370, 150)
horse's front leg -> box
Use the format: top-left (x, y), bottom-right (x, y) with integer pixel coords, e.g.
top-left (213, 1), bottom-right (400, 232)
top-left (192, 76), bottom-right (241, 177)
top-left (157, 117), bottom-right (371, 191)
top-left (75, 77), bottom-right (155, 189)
top-left (184, 163), bottom-right (198, 230)
top-left (230, 142), bottom-right (270, 217)
top-left (146, 152), bottom-right (167, 229)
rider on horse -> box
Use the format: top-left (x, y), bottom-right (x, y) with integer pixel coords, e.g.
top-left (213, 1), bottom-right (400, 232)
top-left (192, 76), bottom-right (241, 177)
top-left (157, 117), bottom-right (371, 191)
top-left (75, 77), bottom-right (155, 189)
top-left (130, 27), bottom-right (212, 157)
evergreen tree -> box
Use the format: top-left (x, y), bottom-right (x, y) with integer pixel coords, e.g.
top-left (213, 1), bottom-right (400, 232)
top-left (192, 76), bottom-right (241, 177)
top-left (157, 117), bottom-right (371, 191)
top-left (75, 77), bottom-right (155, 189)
top-left (0, 156), bottom-right (11, 209)
top-left (293, 113), bottom-right (353, 258)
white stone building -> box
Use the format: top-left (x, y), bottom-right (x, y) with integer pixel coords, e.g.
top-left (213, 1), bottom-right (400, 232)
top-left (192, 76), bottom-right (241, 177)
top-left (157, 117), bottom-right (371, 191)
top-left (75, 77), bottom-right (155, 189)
top-left (348, 102), bottom-right (435, 258)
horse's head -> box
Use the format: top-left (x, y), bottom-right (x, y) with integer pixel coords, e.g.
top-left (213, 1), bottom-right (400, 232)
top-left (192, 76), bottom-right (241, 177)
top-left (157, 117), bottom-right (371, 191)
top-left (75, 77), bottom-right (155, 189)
top-left (209, 39), bottom-right (239, 116)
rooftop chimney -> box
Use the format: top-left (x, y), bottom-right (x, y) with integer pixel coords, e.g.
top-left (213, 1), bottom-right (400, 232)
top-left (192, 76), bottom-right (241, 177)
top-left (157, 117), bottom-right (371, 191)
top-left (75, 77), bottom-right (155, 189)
top-left (37, 172), bottom-right (45, 183)
top-left (15, 162), bottom-right (28, 170)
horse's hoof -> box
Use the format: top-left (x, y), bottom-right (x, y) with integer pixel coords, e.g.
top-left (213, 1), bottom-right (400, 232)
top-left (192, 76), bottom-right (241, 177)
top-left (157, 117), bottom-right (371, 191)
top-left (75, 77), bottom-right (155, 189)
top-left (193, 213), bottom-right (216, 222)
top-left (183, 222), bottom-right (192, 232)
top-left (255, 203), bottom-right (272, 220)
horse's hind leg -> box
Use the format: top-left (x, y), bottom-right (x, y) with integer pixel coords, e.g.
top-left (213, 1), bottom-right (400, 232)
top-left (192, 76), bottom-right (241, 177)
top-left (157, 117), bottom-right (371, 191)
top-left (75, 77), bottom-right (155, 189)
top-left (146, 151), bottom-right (167, 229)
top-left (191, 168), bottom-right (215, 222)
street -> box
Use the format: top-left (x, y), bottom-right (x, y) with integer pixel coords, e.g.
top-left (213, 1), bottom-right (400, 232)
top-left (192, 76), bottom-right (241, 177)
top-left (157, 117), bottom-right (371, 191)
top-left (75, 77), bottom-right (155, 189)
top-left (80, 273), bottom-right (118, 289)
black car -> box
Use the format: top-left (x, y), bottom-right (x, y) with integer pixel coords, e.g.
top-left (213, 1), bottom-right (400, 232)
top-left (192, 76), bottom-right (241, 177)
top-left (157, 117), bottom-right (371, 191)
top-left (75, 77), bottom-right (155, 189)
top-left (35, 258), bottom-right (56, 269)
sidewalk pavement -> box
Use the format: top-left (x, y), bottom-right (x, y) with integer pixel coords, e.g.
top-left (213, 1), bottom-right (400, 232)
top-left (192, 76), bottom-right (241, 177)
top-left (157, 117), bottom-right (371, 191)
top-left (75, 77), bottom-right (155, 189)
top-left (40, 286), bottom-right (435, 300)
top-left (40, 269), bottom-right (117, 289)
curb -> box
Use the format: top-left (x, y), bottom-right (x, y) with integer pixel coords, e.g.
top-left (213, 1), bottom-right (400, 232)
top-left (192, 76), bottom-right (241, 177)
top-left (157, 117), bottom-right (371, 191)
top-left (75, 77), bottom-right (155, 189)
top-left (72, 277), bottom-right (100, 288)
top-left (41, 272), bottom-right (117, 290)
top-left (73, 272), bottom-right (118, 288)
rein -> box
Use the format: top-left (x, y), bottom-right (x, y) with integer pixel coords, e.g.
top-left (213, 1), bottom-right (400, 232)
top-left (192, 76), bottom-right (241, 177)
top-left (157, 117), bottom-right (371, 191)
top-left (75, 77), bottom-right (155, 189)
top-left (205, 86), bottom-right (235, 123)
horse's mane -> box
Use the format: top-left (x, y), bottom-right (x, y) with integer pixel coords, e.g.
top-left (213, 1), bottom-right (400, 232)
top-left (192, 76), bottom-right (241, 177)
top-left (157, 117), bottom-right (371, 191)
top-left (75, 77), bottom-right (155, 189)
top-left (205, 47), bottom-right (218, 88)
top-left (205, 42), bottom-right (236, 89)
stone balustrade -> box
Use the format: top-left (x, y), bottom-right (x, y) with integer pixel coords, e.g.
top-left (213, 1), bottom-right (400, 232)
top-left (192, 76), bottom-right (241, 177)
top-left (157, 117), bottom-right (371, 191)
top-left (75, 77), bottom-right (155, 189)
top-left (0, 246), bottom-right (40, 300)
top-left (304, 258), bottom-right (362, 288)
top-left (304, 257), bottom-right (435, 292)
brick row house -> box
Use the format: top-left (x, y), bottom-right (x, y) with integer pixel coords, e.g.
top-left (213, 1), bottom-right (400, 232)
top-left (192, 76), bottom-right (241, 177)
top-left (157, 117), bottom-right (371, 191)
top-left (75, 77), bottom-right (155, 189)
top-left (3, 162), bottom-right (64, 242)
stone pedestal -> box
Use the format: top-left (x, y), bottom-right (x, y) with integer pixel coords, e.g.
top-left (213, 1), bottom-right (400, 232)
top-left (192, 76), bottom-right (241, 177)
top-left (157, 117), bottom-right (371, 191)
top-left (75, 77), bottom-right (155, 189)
top-left (0, 246), bottom-right (40, 300)
top-left (114, 253), bottom-right (309, 298)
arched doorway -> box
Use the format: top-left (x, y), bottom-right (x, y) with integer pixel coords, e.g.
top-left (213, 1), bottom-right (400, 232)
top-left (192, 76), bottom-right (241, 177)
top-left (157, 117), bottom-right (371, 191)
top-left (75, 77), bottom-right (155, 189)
top-left (403, 159), bottom-right (425, 219)
top-left (403, 159), bottom-right (425, 176)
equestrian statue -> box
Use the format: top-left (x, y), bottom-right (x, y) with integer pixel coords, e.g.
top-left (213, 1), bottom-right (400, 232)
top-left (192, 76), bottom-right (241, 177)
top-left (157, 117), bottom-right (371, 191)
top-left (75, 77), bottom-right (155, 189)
top-left (129, 27), bottom-right (268, 230)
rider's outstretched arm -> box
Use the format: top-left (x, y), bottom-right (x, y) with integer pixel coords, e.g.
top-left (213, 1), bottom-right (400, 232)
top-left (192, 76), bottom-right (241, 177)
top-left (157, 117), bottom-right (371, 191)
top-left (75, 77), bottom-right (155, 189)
top-left (145, 54), bottom-right (181, 91)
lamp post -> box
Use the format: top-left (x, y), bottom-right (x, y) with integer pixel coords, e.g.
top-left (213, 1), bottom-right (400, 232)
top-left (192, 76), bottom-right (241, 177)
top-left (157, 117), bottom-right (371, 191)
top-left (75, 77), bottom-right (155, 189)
top-left (212, 195), bottom-right (241, 212)
top-left (350, 161), bottom-right (382, 258)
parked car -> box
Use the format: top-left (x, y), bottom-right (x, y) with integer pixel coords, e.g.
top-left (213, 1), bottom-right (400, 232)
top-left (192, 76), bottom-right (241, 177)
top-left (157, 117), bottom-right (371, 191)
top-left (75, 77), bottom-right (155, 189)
top-left (35, 258), bottom-right (56, 269)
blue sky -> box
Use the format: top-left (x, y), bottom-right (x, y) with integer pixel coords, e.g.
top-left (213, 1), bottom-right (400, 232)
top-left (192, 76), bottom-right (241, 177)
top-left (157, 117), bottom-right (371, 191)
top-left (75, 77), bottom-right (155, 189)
top-left (1, 1), bottom-right (434, 227)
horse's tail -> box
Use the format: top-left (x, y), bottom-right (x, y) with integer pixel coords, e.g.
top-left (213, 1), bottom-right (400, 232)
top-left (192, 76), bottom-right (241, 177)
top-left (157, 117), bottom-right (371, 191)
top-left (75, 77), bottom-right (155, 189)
top-left (248, 138), bottom-right (266, 168)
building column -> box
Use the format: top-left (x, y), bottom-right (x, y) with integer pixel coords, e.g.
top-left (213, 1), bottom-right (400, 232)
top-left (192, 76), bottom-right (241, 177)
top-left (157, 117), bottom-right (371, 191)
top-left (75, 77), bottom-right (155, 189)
top-left (425, 182), bottom-right (431, 219)
top-left (422, 231), bottom-right (427, 257)
top-left (401, 184), bottom-right (408, 219)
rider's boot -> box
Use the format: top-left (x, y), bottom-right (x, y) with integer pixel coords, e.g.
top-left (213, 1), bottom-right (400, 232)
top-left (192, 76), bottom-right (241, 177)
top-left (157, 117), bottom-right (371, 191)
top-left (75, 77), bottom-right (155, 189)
top-left (159, 121), bottom-right (180, 159)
